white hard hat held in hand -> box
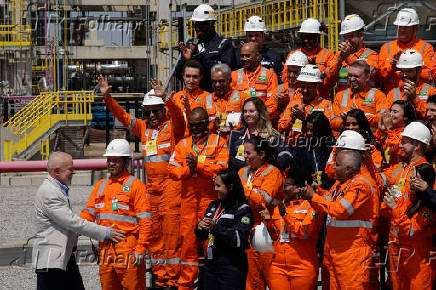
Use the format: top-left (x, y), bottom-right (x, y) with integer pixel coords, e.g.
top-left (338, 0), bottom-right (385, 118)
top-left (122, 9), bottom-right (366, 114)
top-left (142, 89), bottom-right (165, 106)
top-left (397, 49), bottom-right (424, 69)
top-left (297, 65), bottom-right (323, 83)
top-left (393, 8), bottom-right (419, 26)
top-left (104, 139), bottom-right (133, 157)
top-left (285, 51), bottom-right (309, 67)
top-left (191, 4), bottom-right (216, 22)
top-left (340, 14), bottom-right (365, 35)
top-left (298, 18), bottom-right (324, 34)
top-left (401, 122), bottom-right (431, 145)
top-left (244, 15), bottom-right (267, 32)
top-left (251, 222), bottom-right (274, 253)
top-left (335, 130), bottom-right (366, 151)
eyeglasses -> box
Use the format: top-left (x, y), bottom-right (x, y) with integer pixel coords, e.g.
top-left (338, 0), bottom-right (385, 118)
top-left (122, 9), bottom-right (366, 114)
top-left (193, 21), bottom-right (210, 28)
top-left (143, 109), bottom-right (162, 117)
top-left (189, 120), bottom-right (209, 127)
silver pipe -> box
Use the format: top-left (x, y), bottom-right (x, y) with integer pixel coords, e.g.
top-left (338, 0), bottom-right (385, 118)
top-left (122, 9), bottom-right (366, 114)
top-left (364, 2), bottom-right (407, 31)
top-left (168, 0), bottom-right (173, 92)
top-left (339, 0), bottom-right (345, 21)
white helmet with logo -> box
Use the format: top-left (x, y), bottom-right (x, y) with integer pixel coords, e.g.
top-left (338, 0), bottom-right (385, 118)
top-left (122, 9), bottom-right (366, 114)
top-left (401, 121), bottom-right (431, 145)
top-left (393, 8), bottom-right (419, 26)
top-left (104, 139), bottom-right (132, 157)
top-left (340, 14), bottom-right (365, 35)
top-left (142, 89), bottom-right (165, 106)
top-left (298, 18), bottom-right (324, 34)
top-left (335, 130), bottom-right (366, 151)
top-left (251, 222), bottom-right (274, 253)
top-left (244, 15), bottom-right (267, 32)
top-left (397, 49), bottom-right (424, 69)
top-left (297, 65), bottom-right (322, 83)
top-left (191, 4), bottom-right (216, 22)
top-left (285, 51), bottom-right (309, 67)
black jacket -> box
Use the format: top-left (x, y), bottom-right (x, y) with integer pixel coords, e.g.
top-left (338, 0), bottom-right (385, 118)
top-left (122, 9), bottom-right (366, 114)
top-left (195, 200), bottom-right (254, 264)
top-left (176, 33), bottom-right (236, 92)
top-left (228, 128), bottom-right (293, 172)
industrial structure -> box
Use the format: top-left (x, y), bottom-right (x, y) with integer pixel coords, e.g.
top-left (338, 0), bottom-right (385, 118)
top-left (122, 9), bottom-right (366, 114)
top-left (0, 0), bottom-right (435, 161)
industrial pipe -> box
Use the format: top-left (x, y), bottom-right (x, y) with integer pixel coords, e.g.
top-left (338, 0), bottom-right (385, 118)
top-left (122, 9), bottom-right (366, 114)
top-left (0, 158), bottom-right (144, 173)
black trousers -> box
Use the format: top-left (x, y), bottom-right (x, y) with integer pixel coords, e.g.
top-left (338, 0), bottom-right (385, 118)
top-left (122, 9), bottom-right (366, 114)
top-left (36, 254), bottom-right (85, 290)
top-left (202, 260), bottom-right (248, 290)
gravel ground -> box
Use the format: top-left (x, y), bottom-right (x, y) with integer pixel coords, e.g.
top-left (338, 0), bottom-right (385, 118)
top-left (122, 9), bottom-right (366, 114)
top-left (0, 185), bottom-right (94, 242)
top-left (0, 264), bottom-right (101, 290)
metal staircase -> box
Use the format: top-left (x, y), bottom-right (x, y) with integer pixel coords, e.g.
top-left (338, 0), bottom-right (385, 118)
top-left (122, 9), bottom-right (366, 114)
top-left (3, 91), bottom-right (94, 161)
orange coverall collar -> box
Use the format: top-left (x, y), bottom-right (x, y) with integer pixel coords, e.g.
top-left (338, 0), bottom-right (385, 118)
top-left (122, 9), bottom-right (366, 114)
top-left (108, 170), bottom-right (131, 183)
top-left (183, 87), bottom-right (204, 96)
top-left (396, 37), bottom-right (418, 49)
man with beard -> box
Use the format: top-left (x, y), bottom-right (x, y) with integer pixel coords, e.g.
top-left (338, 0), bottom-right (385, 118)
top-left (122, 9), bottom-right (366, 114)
top-left (331, 61), bottom-right (388, 134)
top-left (176, 4), bottom-right (236, 92)
top-left (168, 107), bottom-right (229, 290)
top-left (378, 8), bottom-right (434, 94)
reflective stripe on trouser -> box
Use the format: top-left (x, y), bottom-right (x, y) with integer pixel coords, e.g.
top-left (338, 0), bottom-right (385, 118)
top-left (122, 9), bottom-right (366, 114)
top-left (178, 192), bottom-right (215, 290)
top-left (246, 248), bottom-right (273, 290)
top-left (147, 177), bottom-right (181, 287)
top-left (98, 237), bottom-right (145, 290)
top-left (324, 244), bottom-right (378, 289)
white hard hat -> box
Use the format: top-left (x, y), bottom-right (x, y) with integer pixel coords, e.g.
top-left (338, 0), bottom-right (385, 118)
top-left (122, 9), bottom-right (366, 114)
top-left (298, 18), bottom-right (323, 34)
top-left (251, 223), bottom-right (274, 253)
top-left (142, 89), bottom-right (165, 106)
top-left (401, 121), bottom-right (431, 145)
top-left (397, 49), bottom-right (424, 69)
top-left (104, 139), bottom-right (132, 157)
top-left (340, 14), bottom-right (365, 35)
top-left (244, 15), bottom-right (267, 32)
top-left (335, 130), bottom-right (366, 151)
top-left (191, 4), bottom-right (216, 22)
top-left (285, 51), bottom-right (309, 67)
top-left (297, 65), bottom-right (322, 82)
top-left (393, 8), bottom-right (419, 26)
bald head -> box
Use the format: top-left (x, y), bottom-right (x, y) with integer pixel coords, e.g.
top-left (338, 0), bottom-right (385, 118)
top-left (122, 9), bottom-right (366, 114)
top-left (240, 42), bottom-right (261, 71)
top-left (338, 150), bottom-right (362, 172)
top-left (47, 152), bottom-right (75, 186)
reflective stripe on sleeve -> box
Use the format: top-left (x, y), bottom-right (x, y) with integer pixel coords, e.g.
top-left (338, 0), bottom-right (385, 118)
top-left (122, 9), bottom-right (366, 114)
top-left (181, 261), bottom-right (199, 266)
top-left (253, 189), bottom-right (272, 204)
top-left (340, 198), bottom-right (355, 215)
top-left (96, 213), bottom-right (138, 224)
top-left (145, 154), bottom-right (171, 163)
top-left (237, 69), bottom-right (244, 85)
top-left (169, 161), bottom-right (181, 167)
top-left (341, 89), bottom-right (350, 107)
top-left (129, 117), bottom-right (136, 130)
top-left (410, 224), bottom-right (414, 237)
top-left (326, 216), bottom-right (373, 228)
top-left (216, 161), bottom-right (228, 166)
top-left (97, 179), bottom-right (108, 196)
top-left (136, 212), bottom-right (153, 219)
top-left (205, 94), bottom-right (213, 109)
top-left (84, 207), bottom-right (95, 216)
top-left (394, 87), bottom-right (400, 101)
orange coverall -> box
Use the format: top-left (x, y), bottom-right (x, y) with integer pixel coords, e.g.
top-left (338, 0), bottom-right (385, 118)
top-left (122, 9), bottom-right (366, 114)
top-left (391, 203), bottom-right (436, 289)
top-left (191, 89), bottom-right (249, 134)
top-left (104, 95), bottom-right (184, 287)
top-left (238, 163), bottom-right (284, 290)
top-left (374, 127), bottom-right (404, 168)
top-left (265, 200), bottom-right (323, 290)
top-left (80, 172), bottom-right (152, 290)
top-left (380, 157), bottom-right (430, 289)
top-left (278, 95), bottom-right (332, 143)
top-left (310, 171), bottom-right (380, 289)
top-left (331, 87), bottom-right (389, 132)
top-left (172, 87), bottom-right (211, 136)
top-left (282, 47), bottom-right (336, 98)
top-left (386, 81), bottom-right (436, 119)
top-left (378, 38), bottom-right (434, 94)
top-left (431, 52), bottom-right (436, 82)
top-left (327, 47), bottom-right (379, 92)
top-left (231, 65), bottom-right (279, 121)
top-left (168, 133), bottom-right (228, 290)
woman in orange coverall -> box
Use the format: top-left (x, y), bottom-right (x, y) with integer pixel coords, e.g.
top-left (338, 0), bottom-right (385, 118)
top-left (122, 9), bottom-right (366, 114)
top-left (238, 135), bottom-right (284, 290)
top-left (375, 100), bottom-right (416, 168)
top-left (260, 167), bottom-right (323, 290)
top-left (325, 109), bottom-right (384, 179)
top-left (384, 163), bottom-right (436, 290)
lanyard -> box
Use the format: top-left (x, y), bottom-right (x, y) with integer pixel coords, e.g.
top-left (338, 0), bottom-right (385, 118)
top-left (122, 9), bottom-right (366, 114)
top-left (244, 66), bottom-right (261, 90)
top-left (145, 122), bottom-right (168, 141)
top-left (192, 134), bottom-right (210, 156)
top-left (247, 168), bottom-right (261, 185)
top-left (213, 204), bottom-right (225, 221)
top-left (312, 150), bottom-right (319, 173)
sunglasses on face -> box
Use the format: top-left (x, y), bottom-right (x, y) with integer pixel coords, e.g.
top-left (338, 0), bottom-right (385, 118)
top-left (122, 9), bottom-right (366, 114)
top-left (189, 120), bottom-right (209, 127)
top-left (143, 109), bottom-right (162, 117)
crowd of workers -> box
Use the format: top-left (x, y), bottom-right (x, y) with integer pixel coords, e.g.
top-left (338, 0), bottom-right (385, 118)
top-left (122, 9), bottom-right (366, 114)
top-left (32, 3), bottom-right (436, 290)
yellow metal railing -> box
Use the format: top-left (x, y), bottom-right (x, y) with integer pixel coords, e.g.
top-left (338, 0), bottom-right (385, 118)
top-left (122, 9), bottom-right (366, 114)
top-left (3, 91), bottom-right (94, 161)
top-left (158, 0), bottom-right (339, 52)
top-left (0, 25), bottom-right (31, 48)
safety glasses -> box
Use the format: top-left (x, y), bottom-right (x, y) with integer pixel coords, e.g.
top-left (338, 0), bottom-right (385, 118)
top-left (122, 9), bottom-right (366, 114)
top-left (189, 120), bottom-right (209, 127)
top-left (143, 109), bottom-right (162, 117)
